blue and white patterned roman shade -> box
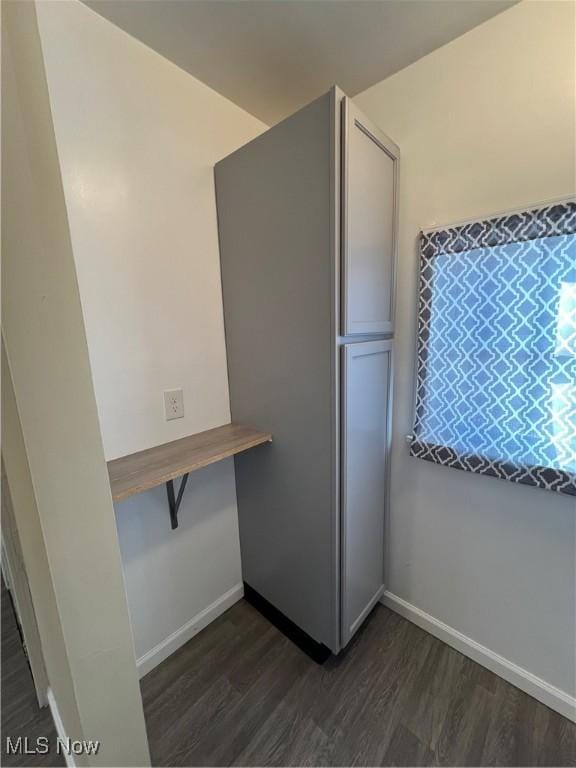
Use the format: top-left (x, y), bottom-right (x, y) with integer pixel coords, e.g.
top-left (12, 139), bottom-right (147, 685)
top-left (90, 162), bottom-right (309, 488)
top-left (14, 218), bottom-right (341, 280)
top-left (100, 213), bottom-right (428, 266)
top-left (410, 201), bottom-right (576, 496)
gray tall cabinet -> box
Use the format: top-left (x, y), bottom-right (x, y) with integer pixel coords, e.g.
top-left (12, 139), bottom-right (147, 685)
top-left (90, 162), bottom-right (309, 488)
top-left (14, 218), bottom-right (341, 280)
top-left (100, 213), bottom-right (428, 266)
top-left (215, 87), bottom-right (399, 658)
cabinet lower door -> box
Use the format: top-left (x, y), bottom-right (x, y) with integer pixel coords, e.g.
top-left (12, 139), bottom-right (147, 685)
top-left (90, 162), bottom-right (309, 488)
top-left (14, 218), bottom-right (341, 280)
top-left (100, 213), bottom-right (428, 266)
top-left (341, 340), bottom-right (392, 647)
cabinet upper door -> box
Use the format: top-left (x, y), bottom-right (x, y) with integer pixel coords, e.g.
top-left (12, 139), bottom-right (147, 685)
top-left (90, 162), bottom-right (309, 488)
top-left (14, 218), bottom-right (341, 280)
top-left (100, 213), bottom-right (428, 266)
top-left (341, 339), bottom-right (392, 647)
top-left (342, 99), bottom-right (399, 336)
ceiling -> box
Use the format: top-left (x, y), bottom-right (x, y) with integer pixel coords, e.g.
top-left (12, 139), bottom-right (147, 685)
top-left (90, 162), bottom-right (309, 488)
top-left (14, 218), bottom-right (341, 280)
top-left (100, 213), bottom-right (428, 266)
top-left (84, 0), bottom-right (518, 125)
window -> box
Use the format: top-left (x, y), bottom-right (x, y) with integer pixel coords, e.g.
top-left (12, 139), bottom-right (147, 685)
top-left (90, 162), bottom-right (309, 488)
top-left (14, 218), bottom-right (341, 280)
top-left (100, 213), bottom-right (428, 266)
top-left (410, 201), bottom-right (576, 496)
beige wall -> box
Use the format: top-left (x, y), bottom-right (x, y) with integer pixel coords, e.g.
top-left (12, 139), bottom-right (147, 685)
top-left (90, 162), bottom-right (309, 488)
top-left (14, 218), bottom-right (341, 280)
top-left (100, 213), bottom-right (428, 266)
top-left (34, 0), bottom-right (267, 671)
top-left (2, 1), bottom-right (150, 763)
top-left (356, 0), bottom-right (576, 716)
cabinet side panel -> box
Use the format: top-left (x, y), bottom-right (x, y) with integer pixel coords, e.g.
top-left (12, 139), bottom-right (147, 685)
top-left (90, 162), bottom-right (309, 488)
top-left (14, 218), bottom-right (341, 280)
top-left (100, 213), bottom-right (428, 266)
top-left (215, 93), bottom-right (338, 650)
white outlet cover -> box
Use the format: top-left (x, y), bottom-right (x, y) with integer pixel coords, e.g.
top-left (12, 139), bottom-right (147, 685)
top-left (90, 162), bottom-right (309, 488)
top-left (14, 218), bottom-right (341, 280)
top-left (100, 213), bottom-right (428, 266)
top-left (164, 388), bottom-right (184, 420)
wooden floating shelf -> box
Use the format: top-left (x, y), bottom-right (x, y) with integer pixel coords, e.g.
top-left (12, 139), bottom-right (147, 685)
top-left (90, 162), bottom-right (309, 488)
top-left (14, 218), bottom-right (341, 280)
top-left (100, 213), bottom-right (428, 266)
top-left (107, 423), bottom-right (272, 528)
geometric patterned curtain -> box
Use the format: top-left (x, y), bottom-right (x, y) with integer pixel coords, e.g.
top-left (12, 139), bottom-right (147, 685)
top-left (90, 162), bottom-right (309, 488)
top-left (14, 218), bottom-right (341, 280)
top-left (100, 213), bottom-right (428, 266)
top-left (410, 200), bottom-right (576, 496)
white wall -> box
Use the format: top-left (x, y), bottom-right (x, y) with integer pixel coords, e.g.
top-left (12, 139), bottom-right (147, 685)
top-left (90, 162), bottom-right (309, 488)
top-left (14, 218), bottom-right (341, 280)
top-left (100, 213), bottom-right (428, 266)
top-left (36, 0), bottom-right (266, 667)
top-left (356, 0), bottom-right (576, 716)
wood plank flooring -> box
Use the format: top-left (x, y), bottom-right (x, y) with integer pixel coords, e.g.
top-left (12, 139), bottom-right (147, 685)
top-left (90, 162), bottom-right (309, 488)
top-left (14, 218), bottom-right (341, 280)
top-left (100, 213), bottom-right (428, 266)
top-left (1, 580), bottom-right (63, 768)
top-left (141, 599), bottom-right (576, 767)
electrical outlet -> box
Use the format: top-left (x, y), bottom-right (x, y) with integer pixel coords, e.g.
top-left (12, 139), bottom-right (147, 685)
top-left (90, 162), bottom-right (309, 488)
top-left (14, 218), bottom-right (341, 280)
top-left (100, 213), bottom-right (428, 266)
top-left (164, 388), bottom-right (184, 420)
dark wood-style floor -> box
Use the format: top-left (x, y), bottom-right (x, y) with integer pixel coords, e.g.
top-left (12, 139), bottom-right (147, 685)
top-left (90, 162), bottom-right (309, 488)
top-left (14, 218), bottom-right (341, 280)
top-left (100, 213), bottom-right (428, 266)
top-left (141, 599), bottom-right (576, 767)
top-left (1, 580), bottom-right (64, 767)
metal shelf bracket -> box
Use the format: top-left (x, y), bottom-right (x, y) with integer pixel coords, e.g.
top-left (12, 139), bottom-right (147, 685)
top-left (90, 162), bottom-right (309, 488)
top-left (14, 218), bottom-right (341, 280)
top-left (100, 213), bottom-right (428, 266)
top-left (166, 474), bottom-right (190, 529)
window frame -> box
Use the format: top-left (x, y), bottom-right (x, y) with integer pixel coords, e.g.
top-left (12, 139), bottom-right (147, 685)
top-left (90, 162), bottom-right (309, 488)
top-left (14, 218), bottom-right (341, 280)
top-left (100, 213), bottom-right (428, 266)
top-left (409, 199), bottom-right (576, 496)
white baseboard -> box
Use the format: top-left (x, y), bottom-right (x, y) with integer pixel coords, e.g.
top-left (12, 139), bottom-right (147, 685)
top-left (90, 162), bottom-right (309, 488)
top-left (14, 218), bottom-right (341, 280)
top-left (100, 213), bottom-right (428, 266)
top-left (381, 591), bottom-right (576, 723)
top-left (47, 688), bottom-right (75, 768)
top-left (136, 583), bottom-right (244, 678)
